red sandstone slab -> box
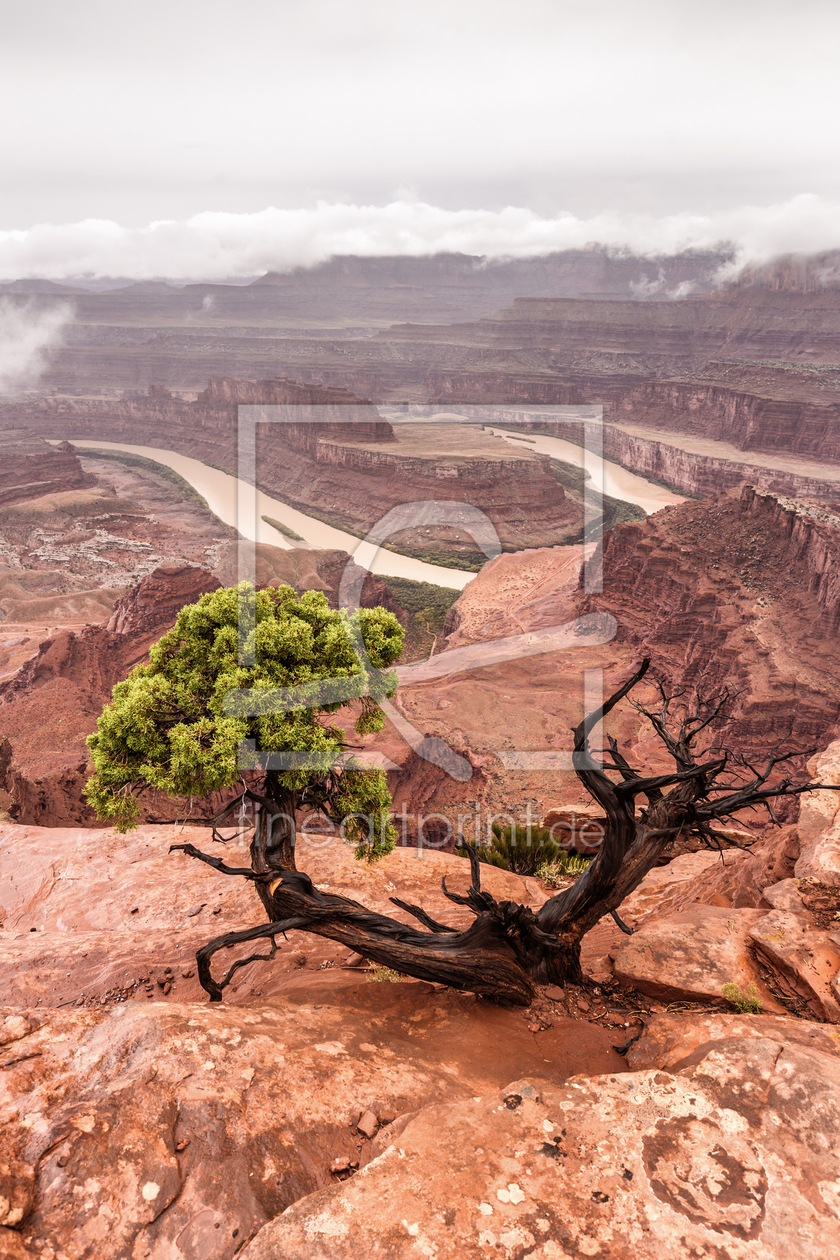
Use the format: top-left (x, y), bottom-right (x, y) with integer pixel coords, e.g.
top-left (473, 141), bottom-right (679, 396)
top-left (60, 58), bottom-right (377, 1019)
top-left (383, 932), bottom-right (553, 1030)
top-left (612, 904), bottom-right (787, 1011)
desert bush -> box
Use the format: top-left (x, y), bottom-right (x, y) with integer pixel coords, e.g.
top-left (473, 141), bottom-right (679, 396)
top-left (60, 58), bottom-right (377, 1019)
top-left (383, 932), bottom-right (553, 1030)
top-left (456, 822), bottom-right (580, 877)
top-left (721, 981), bottom-right (762, 1014)
top-left (535, 853), bottom-right (592, 886)
top-left (379, 576), bottom-right (460, 637)
top-left (261, 514), bottom-right (304, 542)
top-left (365, 965), bottom-right (405, 983)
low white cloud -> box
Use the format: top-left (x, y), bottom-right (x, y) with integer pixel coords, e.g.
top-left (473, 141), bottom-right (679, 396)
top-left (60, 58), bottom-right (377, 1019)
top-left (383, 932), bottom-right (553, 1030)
top-left (2, 194), bottom-right (840, 283)
top-left (0, 299), bottom-right (73, 393)
top-left (628, 269), bottom-right (667, 298)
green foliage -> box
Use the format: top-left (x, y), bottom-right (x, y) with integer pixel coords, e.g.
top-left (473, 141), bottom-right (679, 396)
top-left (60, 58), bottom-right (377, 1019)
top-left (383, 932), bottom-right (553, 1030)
top-left (721, 981), bottom-right (762, 1014)
top-left (549, 457), bottom-right (589, 493)
top-left (561, 493), bottom-right (648, 545)
top-left (288, 508), bottom-right (485, 571)
top-left (383, 546), bottom-right (483, 572)
top-left (85, 581), bottom-right (404, 854)
top-left (535, 853), bottom-right (592, 886)
top-left (601, 496), bottom-right (648, 529)
top-left (456, 822), bottom-right (587, 878)
top-left (380, 576), bottom-right (461, 638)
top-left (261, 514), bottom-right (304, 542)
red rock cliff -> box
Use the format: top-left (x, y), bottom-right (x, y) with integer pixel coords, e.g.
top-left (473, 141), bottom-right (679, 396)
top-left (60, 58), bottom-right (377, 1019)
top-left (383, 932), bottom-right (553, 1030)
top-left (0, 377), bottom-right (579, 550)
top-left (0, 430), bottom-right (95, 505)
top-left (580, 484), bottom-right (840, 750)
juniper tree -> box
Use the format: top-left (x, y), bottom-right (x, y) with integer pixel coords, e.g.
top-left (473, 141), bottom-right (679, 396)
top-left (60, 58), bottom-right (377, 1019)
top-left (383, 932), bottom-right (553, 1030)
top-left (87, 607), bottom-right (838, 1006)
top-left (85, 582), bottom-right (405, 887)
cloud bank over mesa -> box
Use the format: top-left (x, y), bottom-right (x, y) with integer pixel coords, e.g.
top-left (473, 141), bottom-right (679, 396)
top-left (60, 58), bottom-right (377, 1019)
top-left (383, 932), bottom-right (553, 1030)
top-left (3, 195), bottom-right (840, 283)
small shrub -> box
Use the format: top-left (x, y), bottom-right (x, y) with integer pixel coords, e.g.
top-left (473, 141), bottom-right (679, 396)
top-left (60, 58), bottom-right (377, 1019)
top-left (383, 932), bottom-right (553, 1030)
top-left (536, 853), bottom-right (591, 887)
top-left (721, 981), bottom-right (762, 1014)
top-left (365, 965), bottom-right (405, 984)
top-left (456, 823), bottom-right (588, 878)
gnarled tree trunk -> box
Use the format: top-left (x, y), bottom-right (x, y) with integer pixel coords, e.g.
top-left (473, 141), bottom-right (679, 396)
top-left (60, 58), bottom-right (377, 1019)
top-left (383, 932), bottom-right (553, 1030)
top-left (174, 659), bottom-right (836, 1005)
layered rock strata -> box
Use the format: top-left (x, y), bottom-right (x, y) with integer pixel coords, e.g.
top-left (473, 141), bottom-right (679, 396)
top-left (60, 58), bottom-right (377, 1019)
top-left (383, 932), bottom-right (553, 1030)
top-left (2, 378), bottom-right (579, 551)
top-left (579, 484), bottom-right (840, 746)
top-left (0, 431), bottom-right (94, 505)
top-left (378, 484), bottom-right (840, 833)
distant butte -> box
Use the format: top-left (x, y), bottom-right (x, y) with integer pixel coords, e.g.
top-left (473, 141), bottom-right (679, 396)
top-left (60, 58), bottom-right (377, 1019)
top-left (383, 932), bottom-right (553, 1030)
top-left (0, 430), bottom-right (95, 506)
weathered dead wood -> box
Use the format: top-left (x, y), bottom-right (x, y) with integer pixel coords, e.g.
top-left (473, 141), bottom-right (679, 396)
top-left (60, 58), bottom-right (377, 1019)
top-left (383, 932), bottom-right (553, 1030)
top-left (179, 657), bottom-right (840, 1005)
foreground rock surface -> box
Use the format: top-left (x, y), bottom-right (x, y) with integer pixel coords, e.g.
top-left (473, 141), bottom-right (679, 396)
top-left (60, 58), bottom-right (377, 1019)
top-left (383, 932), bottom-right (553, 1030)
top-left (240, 1023), bottom-right (840, 1260)
top-left (612, 904), bottom-right (788, 1013)
top-left (797, 742), bottom-right (840, 887)
top-left (626, 1009), bottom-right (840, 1070)
top-left (0, 823), bottom-right (547, 1007)
top-left (0, 990), bottom-right (625, 1259)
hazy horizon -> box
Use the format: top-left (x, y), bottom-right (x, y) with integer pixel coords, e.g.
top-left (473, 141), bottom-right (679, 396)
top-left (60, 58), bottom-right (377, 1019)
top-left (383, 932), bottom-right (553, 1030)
top-left (2, 0), bottom-right (840, 280)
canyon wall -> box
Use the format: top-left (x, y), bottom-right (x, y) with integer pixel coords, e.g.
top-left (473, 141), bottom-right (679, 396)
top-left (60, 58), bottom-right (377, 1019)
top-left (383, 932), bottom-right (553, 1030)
top-left (599, 426), bottom-right (840, 502)
top-left (11, 365), bottom-right (835, 525)
top-left (0, 377), bottom-right (389, 476)
top-left (0, 377), bottom-right (578, 549)
top-left (580, 484), bottom-right (840, 749)
top-left (0, 430), bottom-right (95, 505)
top-left (384, 289), bottom-right (840, 367)
top-left (372, 485), bottom-right (840, 833)
top-left (739, 485), bottom-right (840, 630)
top-left (607, 378), bottom-right (840, 462)
top-left (13, 282), bottom-right (840, 511)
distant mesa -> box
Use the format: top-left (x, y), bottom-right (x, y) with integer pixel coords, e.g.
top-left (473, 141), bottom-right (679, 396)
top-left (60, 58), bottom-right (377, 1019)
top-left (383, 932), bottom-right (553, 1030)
top-left (0, 277), bottom-right (81, 293)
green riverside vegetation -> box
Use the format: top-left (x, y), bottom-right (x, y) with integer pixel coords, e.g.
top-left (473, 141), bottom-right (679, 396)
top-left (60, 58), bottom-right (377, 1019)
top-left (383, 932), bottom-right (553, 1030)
top-left (80, 448), bottom-right (211, 509)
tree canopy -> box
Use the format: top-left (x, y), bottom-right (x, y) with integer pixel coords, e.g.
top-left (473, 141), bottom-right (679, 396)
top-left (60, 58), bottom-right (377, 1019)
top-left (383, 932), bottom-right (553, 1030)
top-left (85, 582), bottom-right (405, 857)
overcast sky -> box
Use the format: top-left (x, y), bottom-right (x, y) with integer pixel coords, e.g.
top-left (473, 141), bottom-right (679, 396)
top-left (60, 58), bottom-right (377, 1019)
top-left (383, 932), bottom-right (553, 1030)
top-left (2, 0), bottom-right (840, 277)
